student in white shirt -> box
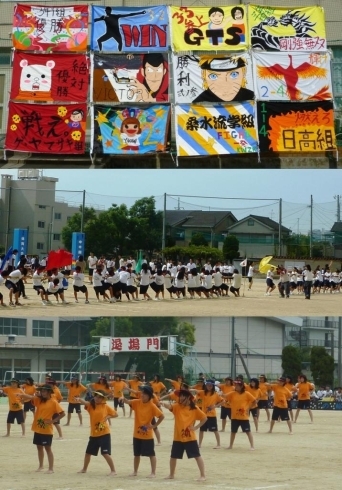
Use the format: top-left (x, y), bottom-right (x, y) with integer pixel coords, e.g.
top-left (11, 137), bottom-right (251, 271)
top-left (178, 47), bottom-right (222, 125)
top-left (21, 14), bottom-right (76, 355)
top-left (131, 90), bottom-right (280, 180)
top-left (163, 270), bottom-right (176, 299)
top-left (46, 278), bottom-right (63, 303)
top-left (265, 269), bottom-right (276, 296)
top-left (33, 266), bottom-right (49, 305)
top-left (230, 269), bottom-right (242, 297)
top-left (126, 264), bottom-right (139, 301)
top-left (139, 263), bottom-right (152, 300)
top-left (153, 269), bottom-right (165, 301)
top-left (87, 253), bottom-right (98, 284)
top-left (303, 264), bottom-right (314, 300)
top-left (73, 266), bottom-right (89, 303)
top-left (187, 269), bottom-right (197, 299)
top-left (93, 266), bottom-right (110, 302)
top-left (49, 268), bottom-right (68, 304)
top-left (175, 266), bottom-right (186, 299)
top-left (1, 267), bottom-right (23, 306)
top-left (104, 269), bottom-right (120, 303)
top-left (247, 262), bottom-right (255, 291)
top-left (119, 266), bottom-right (130, 301)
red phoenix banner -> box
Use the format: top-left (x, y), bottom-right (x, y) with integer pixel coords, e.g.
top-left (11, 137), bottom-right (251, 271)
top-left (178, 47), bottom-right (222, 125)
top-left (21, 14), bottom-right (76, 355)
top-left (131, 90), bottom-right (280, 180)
top-left (5, 102), bottom-right (87, 154)
top-left (11, 52), bottom-right (89, 103)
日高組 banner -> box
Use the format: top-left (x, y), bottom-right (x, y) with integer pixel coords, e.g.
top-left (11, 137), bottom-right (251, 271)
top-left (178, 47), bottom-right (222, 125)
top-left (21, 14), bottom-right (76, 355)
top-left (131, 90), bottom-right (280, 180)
top-left (11, 52), bottom-right (89, 103)
top-left (257, 101), bottom-right (336, 152)
top-left (5, 102), bottom-right (87, 154)
top-left (249, 5), bottom-right (326, 52)
top-left (92, 105), bottom-right (171, 155)
top-left (175, 103), bottom-right (258, 157)
top-left (91, 6), bottom-right (168, 52)
top-left (170, 5), bottom-right (247, 51)
top-left (13, 4), bottom-right (89, 52)
top-left (173, 53), bottom-right (254, 104)
top-left (92, 53), bottom-right (169, 103)
top-left (253, 51), bottom-right (332, 101)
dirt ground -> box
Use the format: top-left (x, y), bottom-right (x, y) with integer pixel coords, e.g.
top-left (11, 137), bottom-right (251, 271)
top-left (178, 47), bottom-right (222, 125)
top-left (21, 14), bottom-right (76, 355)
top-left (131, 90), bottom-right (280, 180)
top-left (0, 278), bottom-right (341, 318)
top-left (0, 400), bottom-right (341, 490)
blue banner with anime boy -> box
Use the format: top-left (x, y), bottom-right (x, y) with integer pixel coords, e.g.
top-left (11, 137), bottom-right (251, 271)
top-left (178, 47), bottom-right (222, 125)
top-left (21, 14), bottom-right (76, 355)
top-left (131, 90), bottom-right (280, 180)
top-left (91, 6), bottom-right (168, 52)
top-left (92, 105), bottom-right (171, 154)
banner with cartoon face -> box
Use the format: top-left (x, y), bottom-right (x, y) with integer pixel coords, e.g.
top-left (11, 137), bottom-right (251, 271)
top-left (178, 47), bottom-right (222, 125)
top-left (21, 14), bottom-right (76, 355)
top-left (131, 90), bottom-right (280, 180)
top-left (92, 53), bottom-right (169, 103)
top-left (13, 4), bottom-right (89, 52)
top-left (92, 105), bottom-right (171, 154)
top-left (175, 103), bottom-right (258, 156)
top-left (170, 5), bottom-right (247, 51)
top-left (173, 53), bottom-right (254, 104)
top-left (5, 102), bottom-right (87, 154)
top-left (11, 52), bottom-right (89, 103)
top-left (248, 5), bottom-right (326, 52)
top-left (257, 101), bottom-right (336, 152)
top-left (91, 6), bottom-right (168, 52)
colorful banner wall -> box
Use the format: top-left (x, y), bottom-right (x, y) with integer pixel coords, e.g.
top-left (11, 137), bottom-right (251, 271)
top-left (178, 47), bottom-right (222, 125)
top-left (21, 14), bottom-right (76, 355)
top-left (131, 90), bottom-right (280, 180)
top-left (173, 53), bottom-right (254, 104)
top-left (13, 4), bottom-right (89, 52)
top-left (249, 5), bottom-right (326, 52)
top-left (257, 101), bottom-right (336, 152)
top-left (5, 102), bottom-right (87, 154)
top-left (175, 103), bottom-right (258, 156)
top-left (92, 53), bottom-right (169, 103)
top-left (253, 52), bottom-right (333, 101)
top-left (11, 52), bottom-right (89, 102)
top-left (171, 5), bottom-right (247, 51)
top-left (92, 105), bottom-right (171, 154)
top-left (91, 6), bottom-right (168, 52)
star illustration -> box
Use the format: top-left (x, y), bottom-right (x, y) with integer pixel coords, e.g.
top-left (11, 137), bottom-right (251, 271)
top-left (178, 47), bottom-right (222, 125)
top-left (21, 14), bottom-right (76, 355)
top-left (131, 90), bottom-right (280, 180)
top-left (105, 139), bottom-right (113, 147)
top-left (97, 135), bottom-right (103, 142)
top-left (96, 111), bottom-right (109, 125)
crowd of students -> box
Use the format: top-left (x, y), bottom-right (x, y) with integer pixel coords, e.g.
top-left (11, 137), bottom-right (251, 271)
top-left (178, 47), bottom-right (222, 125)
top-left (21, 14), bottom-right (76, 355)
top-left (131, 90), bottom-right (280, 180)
top-left (0, 371), bottom-right (320, 478)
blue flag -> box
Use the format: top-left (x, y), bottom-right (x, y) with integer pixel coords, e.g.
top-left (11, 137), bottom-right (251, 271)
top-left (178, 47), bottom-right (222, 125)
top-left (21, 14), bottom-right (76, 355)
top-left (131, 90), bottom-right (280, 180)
top-left (0, 246), bottom-right (13, 272)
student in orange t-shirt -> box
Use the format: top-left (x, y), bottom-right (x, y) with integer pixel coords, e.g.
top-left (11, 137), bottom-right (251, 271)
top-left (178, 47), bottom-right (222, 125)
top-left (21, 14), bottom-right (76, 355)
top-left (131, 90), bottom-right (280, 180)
top-left (194, 380), bottom-right (223, 449)
top-left (294, 374), bottom-right (315, 423)
top-left (59, 376), bottom-right (87, 426)
top-left (110, 375), bottom-right (128, 417)
top-left (165, 375), bottom-right (185, 391)
top-left (246, 378), bottom-right (262, 432)
top-left (224, 380), bottom-right (256, 450)
top-left (162, 389), bottom-right (207, 481)
top-left (267, 377), bottom-right (293, 434)
top-left (127, 374), bottom-right (143, 417)
top-left (21, 377), bottom-right (37, 421)
top-left (149, 375), bottom-right (167, 399)
top-left (21, 384), bottom-right (65, 473)
top-left (0, 378), bottom-right (25, 436)
top-left (285, 375), bottom-right (296, 421)
top-left (218, 377), bottom-right (234, 432)
top-left (257, 374), bottom-right (271, 422)
top-left (76, 390), bottom-right (118, 476)
top-left (46, 380), bottom-right (63, 439)
top-left (120, 385), bottom-right (164, 477)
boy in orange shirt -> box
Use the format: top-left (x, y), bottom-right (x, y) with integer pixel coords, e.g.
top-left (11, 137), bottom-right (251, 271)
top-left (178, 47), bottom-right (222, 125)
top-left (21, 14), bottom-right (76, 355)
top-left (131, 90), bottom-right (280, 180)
top-left (110, 374), bottom-right (128, 417)
top-left (162, 389), bottom-right (207, 481)
top-left (0, 378), bottom-right (25, 436)
top-left (76, 390), bottom-right (118, 475)
top-left (120, 385), bottom-right (164, 478)
top-left (59, 376), bottom-right (87, 426)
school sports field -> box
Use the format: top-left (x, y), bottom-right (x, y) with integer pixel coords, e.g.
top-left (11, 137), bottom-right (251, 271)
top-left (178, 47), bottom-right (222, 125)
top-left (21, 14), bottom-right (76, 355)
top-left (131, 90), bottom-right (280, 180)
top-left (0, 400), bottom-right (340, 490)
top-left (0, 278), bottom-right (341, 318)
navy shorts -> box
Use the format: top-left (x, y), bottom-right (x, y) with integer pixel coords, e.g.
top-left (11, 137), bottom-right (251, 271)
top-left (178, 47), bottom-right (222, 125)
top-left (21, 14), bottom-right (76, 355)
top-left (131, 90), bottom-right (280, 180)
top-left (272, 407), bottom-right (290, 421)
top-left (133, 437), bottom-right (155, 457)
top-left (297, 400), bottom-right (311, 409)
top-left (220, 407), bottom-right (231, 420)
top-left (68, 403), bottom-right (81, 414)
top-left (86, 434), bottom-right (111, 456)
top-left (33, 432), bottom-right (53, 446)
top-left (171, 440), bottom-right (201, 459)
top-left (231, 419), bottom-right (251, 433)
top-left (7, 410), bottom-right (24, 424)
top-left (200, 416), bottom-right (218, 432)
top-left (24, 401), bottom-right (35, 413)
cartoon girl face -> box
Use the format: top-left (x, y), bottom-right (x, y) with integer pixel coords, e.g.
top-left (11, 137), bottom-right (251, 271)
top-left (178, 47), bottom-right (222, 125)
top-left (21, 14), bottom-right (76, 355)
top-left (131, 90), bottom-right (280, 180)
top-left (210, 11), bottom-right (224, 25)
top-left (120, 117), bottom-right (141, 136)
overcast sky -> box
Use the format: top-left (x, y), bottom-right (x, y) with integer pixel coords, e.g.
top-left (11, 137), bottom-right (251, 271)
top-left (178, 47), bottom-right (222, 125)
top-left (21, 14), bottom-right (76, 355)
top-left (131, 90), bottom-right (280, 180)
top-left (3, 169), bottom-right (342, 233)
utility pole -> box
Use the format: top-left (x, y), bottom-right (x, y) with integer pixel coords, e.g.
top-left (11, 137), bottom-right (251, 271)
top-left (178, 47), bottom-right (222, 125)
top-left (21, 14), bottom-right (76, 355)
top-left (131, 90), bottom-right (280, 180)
top-left (230, 318), bottom-right (236, 379)
top-left (80, 190), bottom-right (86, 233)
top-left (162, 193), bottom-right (166, 262)
top-left (278, 198), bottom-right (282, 256)
top-left (310, 195), bottom-right (313, 259)
top-left (334, 195), bottom-right (341, 222)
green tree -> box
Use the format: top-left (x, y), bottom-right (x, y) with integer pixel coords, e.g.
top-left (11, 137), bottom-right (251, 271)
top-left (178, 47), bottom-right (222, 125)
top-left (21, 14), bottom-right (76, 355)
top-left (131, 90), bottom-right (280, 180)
top-left (163, 245), bottom-right (224, 263)
top-left (61, 207), bottom-right (98, 252)
top-left (281, 345), bottom-right (302, 379)
top-left (222, 235), bottom-right (239, 262)
top-left (310, 346), bottom-right (335, 386)
top-left (189, 233), bottom-right (208, 247)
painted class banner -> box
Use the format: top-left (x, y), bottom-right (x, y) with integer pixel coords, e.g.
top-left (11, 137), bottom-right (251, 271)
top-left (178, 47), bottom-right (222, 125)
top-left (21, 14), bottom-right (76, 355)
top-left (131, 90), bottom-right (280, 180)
top-left (175, 103), bottom-right (258, 156)
top-left (249, 5), bottom-right (326, 52)
top-left (11, 52), bottom-right (89, 102)
top-left (13, 4), bottom-right (89, 52)
top-left (92, 105), bottom-right (171, 155)
top-left (91, 6), bottom-right (168, 52)
top-left (92, 53), bottom-right (169, 103)
top-left (173, 53), bottom-right (254, 104)
top-left (5, 102), bottom-right (87, 154)
top-left (257, 101), bottom-right (336, 152)
top-left (170, 5), bottom-right (247, 52)
top-left (253, 51), bottom-right (333, 101)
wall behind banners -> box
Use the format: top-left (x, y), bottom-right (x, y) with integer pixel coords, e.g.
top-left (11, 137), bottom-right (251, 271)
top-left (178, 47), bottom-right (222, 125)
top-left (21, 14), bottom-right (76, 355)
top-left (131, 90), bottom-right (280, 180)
top-left (0, 0), bottom-right (341, 166)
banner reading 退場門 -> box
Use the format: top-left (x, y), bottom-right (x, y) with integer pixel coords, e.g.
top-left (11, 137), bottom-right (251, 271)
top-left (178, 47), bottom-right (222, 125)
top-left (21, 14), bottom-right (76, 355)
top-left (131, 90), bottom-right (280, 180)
top-left (170, 5), bottom-right (247, 52)
top-left (92, 105), bottom-right (171, 155)
top-left (91, 6), bottom-right (168, 52)
top-left (5, 102), bottom-right (87, 154)
top-left (11, 52), bottom-right (89, 103)
top-left (13, 4), bottom-right (89, 52)
top-left (257, 101), bottom-right (336, 152)
top-left (249, 5), bottom-right (326, 51)
top-left (92, 53), bottom-right (169, 103)
top-left (175, 103), bottom-right (258, 157)
top-left (173, 53), bottom-right (254, 104)
top-left (253, 51), bottom-right (333, 101)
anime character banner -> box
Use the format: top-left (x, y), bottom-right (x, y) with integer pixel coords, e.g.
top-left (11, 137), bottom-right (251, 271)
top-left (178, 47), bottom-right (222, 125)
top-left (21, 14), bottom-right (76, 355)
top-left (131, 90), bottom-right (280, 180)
top-left (92, 53), bottom-right (169, 103)
top-left (249, 5), bottom-right (327, 52)
top-left (13, 4), bottom-right (89, 52)
top-left (253, 52), bottom-right (333, 101)
top-left (91, 6), bottom-right (168, 52)
top-left (92, 105), bottom-right (171, 155)
top-left (173, 53), bottom-right (254, 104)
top-left (170, 5), bottom-right (247, 52)
top-left (175, 103), bottom-right (258, 156)
top-left (257, 101), bottom-right (336, 152)
top-left (11, 52), bottom-right (89, 103)
top-left (5, 102), bottom-right (87, 154)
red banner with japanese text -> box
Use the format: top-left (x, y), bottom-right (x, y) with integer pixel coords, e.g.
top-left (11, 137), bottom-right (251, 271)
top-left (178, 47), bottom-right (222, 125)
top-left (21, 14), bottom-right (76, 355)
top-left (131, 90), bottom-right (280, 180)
top-left (5, 102), bottom-right (87, 154)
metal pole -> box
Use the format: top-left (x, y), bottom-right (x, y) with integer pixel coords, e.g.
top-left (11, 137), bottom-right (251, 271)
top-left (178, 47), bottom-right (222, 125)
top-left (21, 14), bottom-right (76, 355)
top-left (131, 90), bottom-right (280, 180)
top-left (231, 317), bottom-right (236, 379)
top-left (235, 343), bottom-right (251, 379)
top-left (162, 192), bottom-right (166, 262)
top-left (81, 190), bottom-right (86, 233)
top-left (278, 198), bottom-right (282, 256)
top-left (5, 186), bottom-right (12, 250)
top-left (310, 195), bottom-right (313, 259)
top-left (338, 317), bottom-right (342, 386)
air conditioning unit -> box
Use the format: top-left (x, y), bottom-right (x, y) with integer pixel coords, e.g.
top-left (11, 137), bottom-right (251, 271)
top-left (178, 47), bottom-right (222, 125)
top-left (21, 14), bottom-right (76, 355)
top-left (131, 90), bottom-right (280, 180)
top-left (17, 169), bottom-right (40, 180)
top-left (7, 334), bottom-right (17, 344)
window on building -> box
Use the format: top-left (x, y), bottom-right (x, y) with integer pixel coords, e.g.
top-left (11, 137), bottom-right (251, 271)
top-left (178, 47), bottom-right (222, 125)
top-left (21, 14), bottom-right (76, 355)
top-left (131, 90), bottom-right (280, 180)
top-left (32, 320), bottom-right (53, 338)
top-left (37, 242), bottom-right (44, 250)
top-left (248, 219), bottom-right (254, 226)
top-left (0, 318), bottom-right (27, 336)
top-left (14, 359), bottom-right (31, 379)
top-left (46, 359), bottom-right (62, 372)
top-left (38, 221), bottom-right (45, 228)
top-left (54, 212), bottom-right (62, 220)
top-left (0, 358), bottom-right (12, 381)
top-left (38, 205), bottom-right (46, 209)
top-left (53, 234), bottom-right (61, 241)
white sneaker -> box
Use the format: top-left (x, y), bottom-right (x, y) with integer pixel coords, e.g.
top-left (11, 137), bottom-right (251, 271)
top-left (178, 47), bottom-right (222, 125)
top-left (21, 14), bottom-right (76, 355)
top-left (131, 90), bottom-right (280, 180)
top-left (42, 300), bottom-right (47, 306)
top-left (75, 300), bottom-right (79, 303)
top-left (109, 298), bottom-right (116, 303)
top-left (85, 300), bottom-right (89, 304)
